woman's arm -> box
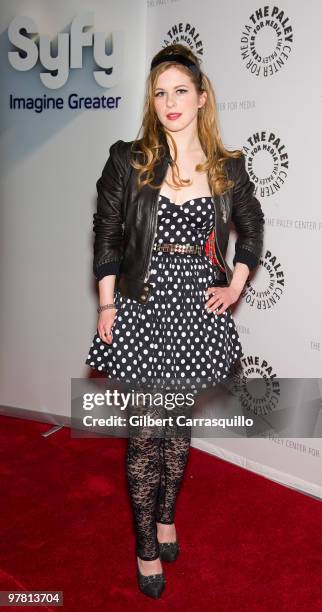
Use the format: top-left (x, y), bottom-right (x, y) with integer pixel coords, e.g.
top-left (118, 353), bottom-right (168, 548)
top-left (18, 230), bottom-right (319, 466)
top-left (98, 275), bottom-right (116, 305)
top-left (205, 156), bottom-right (265, 315)
top-left (91, 140), bottom-right (127, 342)
top-left (229, 262), bottom-right (250, 296)
top-left (230, 153), bottom-right (265, 271)
top-left (93, 139), bottom-right (127, 281)
top-left (205, 262), bottom-right (249, 315)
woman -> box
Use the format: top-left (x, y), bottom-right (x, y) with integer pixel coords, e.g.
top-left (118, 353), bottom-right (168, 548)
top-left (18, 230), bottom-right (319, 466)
top-left (85, 44), bottom-right (265, 598)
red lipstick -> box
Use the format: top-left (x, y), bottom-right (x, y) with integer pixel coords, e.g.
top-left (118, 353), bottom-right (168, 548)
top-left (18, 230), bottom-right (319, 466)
top-left (166, 113), bottom-right (182, 120)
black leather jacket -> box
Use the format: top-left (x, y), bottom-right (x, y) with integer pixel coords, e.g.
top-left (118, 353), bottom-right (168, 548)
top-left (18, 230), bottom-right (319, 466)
top-left (92, 139), bottom-right (265, 304)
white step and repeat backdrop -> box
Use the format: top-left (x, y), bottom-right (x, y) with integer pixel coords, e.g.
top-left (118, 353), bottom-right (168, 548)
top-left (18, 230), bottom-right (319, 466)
top-left (1, 0), bottom-right (321, 498)
top-left (145, 0), bottom-right (322, 498)
top-left (0, 0), bottom-right (147, 413)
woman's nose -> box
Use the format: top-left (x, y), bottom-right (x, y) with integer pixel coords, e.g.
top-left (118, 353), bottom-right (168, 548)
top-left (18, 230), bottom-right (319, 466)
top-left (166, 99), bottom-right (176, 108)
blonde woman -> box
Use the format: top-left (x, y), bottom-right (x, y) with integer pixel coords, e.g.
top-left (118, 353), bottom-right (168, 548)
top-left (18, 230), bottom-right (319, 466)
top-left (86, 43), bottom-right (264, 598)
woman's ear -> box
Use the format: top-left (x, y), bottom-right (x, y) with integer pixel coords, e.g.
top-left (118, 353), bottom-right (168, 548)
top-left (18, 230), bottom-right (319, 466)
top-left (198, 91), bottom-right (207, 109)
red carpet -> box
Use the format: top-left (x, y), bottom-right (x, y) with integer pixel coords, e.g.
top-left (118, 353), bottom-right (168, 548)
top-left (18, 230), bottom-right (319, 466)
top-left (1, 413), bottom-right (322, 611)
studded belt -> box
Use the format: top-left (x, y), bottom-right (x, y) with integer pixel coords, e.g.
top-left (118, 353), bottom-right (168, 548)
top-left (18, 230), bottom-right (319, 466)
top-left (152, 242), bottom-right (203, 255)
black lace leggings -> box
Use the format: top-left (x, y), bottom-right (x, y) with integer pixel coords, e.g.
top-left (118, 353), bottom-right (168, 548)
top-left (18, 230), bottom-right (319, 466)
top-left (126, 426), bottom-right (191, 560)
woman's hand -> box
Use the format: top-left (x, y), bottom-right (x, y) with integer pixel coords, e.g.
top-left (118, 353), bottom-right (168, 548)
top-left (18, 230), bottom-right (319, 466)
top-left (97, 309), bottom-right (118, 344)
top-left (204, 285), bottom-right (241, 315)
top-left (205, 263), bottom-right (250, 315)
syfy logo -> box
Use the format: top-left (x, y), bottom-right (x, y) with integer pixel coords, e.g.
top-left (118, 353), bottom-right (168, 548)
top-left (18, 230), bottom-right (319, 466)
top-left (8, 12), bottom-right (122, 89)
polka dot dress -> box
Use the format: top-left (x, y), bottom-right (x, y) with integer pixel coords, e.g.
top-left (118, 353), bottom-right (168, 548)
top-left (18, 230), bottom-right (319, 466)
top-left (85, 194), bottom-right (244, 391)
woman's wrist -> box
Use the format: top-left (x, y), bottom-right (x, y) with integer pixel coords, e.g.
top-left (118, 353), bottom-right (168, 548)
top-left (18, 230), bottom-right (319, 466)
top-left (98, 275), bottom-right (116, 306)
top-left (228, 284), bottom-right (242, 301)
top-left (97, 302), bottom-right (117, 313)
top-left (229, 262), bottom-right (249, 296)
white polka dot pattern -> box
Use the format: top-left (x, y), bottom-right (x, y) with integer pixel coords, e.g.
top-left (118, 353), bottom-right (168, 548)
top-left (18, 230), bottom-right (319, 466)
top-left (85, 195), bottom-right (243, 385)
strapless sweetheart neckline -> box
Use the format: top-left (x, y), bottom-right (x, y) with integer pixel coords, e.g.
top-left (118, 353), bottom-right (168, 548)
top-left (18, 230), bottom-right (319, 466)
top-left (159, 193), bottom-right (214, 208)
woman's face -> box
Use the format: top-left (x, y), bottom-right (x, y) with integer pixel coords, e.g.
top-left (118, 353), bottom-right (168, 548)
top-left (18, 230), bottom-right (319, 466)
top-left (153, 65), bottom-right (207, 134)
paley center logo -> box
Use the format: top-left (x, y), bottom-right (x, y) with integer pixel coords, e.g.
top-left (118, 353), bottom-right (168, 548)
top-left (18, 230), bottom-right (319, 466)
top-left (243, 131), bottom-right (289, 198)
top-left (241, 249), bottom-right (285, 311)
top-left (160, 22), bottom-right (204, 56)
top-left (7, 12), bottom-right (121, 89)
top-left (240, 5), bottom-right (294, 77)
top-left (229, 355), bottom-right (280, 416)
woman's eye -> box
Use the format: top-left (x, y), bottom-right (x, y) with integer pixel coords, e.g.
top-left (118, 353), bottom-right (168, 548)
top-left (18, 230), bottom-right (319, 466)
top-left (155, 89), bottom-right (188, 97)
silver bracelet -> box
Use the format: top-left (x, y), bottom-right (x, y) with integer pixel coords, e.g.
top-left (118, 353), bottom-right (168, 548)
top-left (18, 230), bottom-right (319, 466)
top-left (97, 303), bottom-right (117, 313)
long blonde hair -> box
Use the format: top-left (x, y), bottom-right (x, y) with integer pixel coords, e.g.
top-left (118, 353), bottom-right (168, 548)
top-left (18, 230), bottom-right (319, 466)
top-left (129, 43), bottom-right (242, 196)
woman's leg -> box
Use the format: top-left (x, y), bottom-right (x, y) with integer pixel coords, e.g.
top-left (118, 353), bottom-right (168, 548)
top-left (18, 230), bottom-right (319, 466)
top-left (126, 435), bottom-right (163, 560)
top-left (155, 426), bottom-right (192, 526)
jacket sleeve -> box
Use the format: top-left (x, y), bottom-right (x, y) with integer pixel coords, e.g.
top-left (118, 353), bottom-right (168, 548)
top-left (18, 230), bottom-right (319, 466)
top-left (230, 153), bottom-right (265, 271)
top-left (92, 140), bottom-right (126, 281)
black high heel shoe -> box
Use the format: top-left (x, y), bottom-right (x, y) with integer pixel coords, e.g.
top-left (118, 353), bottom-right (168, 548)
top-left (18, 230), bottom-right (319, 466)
top-left (136, 558), bottom-right (166, 599)
top-left (157, 523), bottom-right (180, 562)
top-left (159, 540), bottom-right (180, 562)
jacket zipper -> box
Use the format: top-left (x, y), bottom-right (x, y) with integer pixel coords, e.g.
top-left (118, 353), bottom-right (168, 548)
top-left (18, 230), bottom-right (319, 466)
top-left (143, 157), bottom-right (171, 283)
top-left (144, 191), bottom-right (160, 283)
top-left (213, 195), bottom-right (228, 276)
top-left (214, 232), bottom-right (226, 273)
